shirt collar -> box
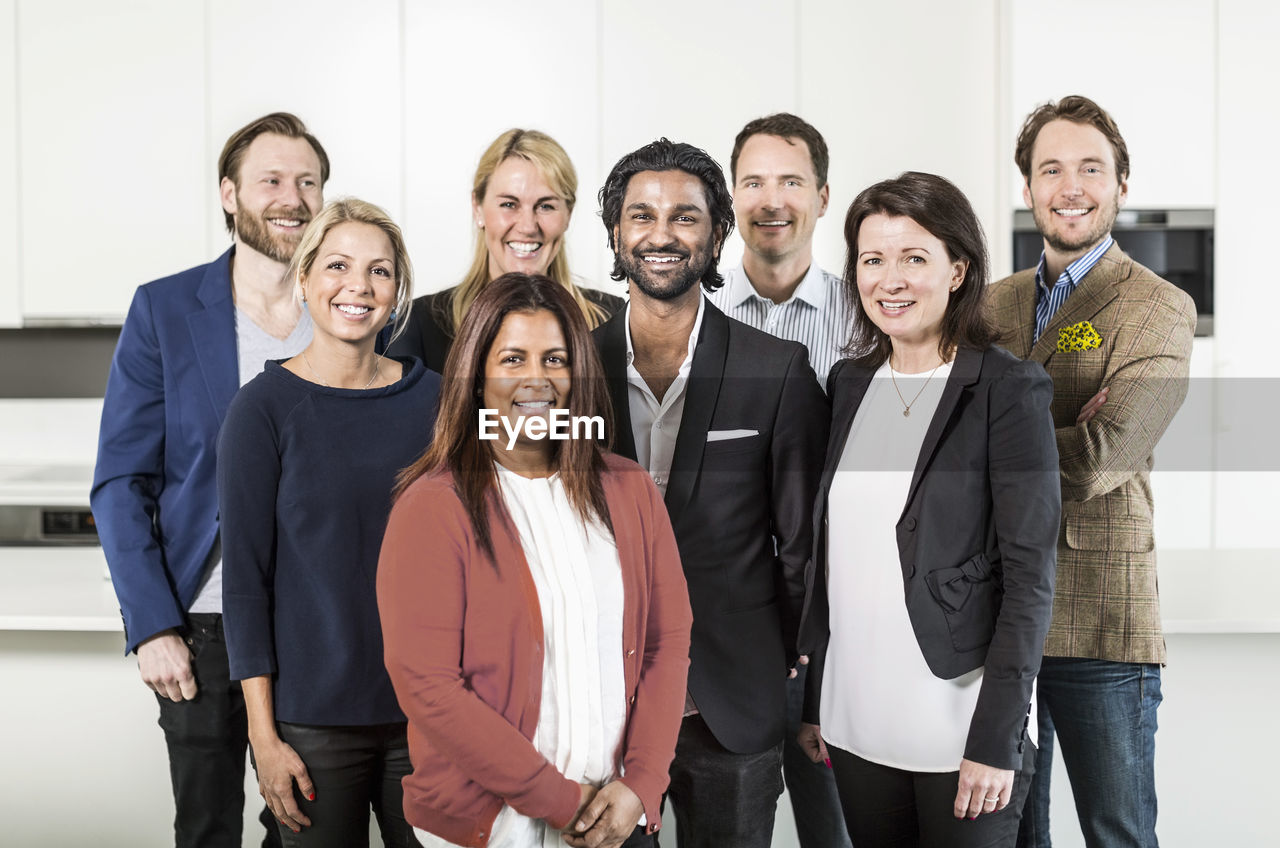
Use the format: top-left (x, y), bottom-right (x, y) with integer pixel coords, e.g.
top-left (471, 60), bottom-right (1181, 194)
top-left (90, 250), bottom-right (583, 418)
top-left (624, 293), bottom-right (706, 370)
top-left (1035, 234), bottom-right (1115, 294)
top-left (728, 260), bottom-right (828, 310)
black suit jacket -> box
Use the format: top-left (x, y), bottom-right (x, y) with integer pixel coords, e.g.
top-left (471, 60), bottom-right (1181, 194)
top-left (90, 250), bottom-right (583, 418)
top-left (390, 284), bottom-right (626, 373)
top-left (594, 301), bottom-right (829, 754)
top-left (799, 345), bottom-right (1060, 770)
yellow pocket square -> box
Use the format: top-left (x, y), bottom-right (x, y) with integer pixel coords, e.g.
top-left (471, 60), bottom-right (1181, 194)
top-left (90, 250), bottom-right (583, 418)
top-left (1057, 321), bottom-right (1102, 353)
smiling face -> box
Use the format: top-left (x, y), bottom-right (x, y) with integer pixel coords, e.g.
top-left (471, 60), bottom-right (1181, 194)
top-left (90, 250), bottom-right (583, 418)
top-left (221, 133), bottom-right (323, 264)
top-left (1023, 119), bottom-right (1128, 261)
top-left (733, 133), bottom-right (828, 263)
top-left (613, 169), bottom-right (721, 302)
top-left (300, 222), bottom-right (397, 346)
top-left (482, 309), bottom-right (571, 459)
top-left (474, 156), bottom-right (571, 279)
top-left (855, 214), bottom-right (966, 358)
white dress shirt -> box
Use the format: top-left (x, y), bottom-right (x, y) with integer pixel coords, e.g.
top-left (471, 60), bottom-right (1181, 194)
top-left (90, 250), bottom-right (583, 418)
top-left (707, 261), bottom-right (851, 383)
top-left (624, 296), bottom-right (707, 496)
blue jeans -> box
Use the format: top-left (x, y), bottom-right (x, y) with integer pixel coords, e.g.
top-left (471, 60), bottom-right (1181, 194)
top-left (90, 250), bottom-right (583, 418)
top-left (666, 713), bottom-right (783, 848)
top-left (784, 665), bottom-right (852, 848)
top-left (1016, 658), bottom-right (1162, 848)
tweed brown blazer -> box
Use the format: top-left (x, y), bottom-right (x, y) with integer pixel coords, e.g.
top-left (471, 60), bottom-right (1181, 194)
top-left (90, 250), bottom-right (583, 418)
top-left (988, 243), bottom-right (1196, 664)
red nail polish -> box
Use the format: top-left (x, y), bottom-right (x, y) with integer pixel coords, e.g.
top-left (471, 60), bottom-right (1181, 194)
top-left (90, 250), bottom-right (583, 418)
top-left (824, 758), bottom-right (832, 769)
top-left (308, 792), bottom-right (315, 801)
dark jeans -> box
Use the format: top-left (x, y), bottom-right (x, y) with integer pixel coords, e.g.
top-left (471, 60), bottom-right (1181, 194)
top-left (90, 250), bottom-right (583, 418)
top-left (155, 612), bottom-right (281, 848)
top-left (665, 713), bottom-right (783, 848)
top-left (271, 721), bottom-right (418, 848)
top-left (828, 741), bottom-right (1036, 848)
top-left (1016, 658), bottom-right (1162, 848)
top-left (784, 665), bottom-right (852, 848)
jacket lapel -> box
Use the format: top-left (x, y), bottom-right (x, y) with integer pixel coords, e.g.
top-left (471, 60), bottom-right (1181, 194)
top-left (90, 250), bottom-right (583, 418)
top-left (664, 304), bottom-right (727, 519)
top-left (818, 360), bottom-right (875, 504)
top-left (187, 249), bottom-right (239, 421)
top-left (1001, 273), bottom-right (1037, 359)
top-left (901, 346), bottom-right (983, 519)
top-left (595, 312), bottom-right (638, 461)
top-left (1029, 243), bottom-right (1125, 365)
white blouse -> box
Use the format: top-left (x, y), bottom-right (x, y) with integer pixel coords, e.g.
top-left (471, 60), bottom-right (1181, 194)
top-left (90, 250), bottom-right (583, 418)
top-left (416, 464), bottom-right (627, 848)
top-left (820, 360), bottom-right (988, 772)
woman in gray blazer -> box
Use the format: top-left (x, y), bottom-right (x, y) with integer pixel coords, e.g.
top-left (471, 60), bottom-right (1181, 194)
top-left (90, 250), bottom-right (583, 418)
top-left (796, 172), bottom-right (1060, 848)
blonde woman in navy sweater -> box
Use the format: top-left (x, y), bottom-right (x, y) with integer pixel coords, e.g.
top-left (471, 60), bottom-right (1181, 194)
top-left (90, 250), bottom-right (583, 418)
top-left (219, 198), bottom-right (439, 846)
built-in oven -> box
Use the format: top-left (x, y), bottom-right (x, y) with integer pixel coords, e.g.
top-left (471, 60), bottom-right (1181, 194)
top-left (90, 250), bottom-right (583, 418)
top-left (0, 465), bottom-right (98, 545)
top-left (1012, 208), bottom-right (1214, 336)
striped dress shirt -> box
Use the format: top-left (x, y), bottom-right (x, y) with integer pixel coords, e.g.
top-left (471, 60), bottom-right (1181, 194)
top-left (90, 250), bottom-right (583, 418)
top-left (1033, 235), bottom-right (1114, 342)
top-left (708, 261), bottom-right (853, 383)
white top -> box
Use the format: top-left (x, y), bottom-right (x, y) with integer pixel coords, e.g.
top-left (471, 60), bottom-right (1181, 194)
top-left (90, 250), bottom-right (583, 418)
top-left (821, 360), bottom-right (986, 772)
top-left (707, 262), bottom-right (852, 383)
top-left (624, 296), bottom-right (706, 495)
top-left (416, 464), bottom-right (627, 848)
top-left (188, 307), bottom-right (313, 614)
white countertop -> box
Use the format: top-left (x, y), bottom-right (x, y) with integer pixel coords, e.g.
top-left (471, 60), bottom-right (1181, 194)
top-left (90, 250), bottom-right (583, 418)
top-left (2, 545), bottom-right (1278, 636)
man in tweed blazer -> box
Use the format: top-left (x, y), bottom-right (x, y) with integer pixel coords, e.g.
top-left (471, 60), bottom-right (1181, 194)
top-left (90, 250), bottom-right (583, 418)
top-left (989, 97), bottom-right (1196, 848)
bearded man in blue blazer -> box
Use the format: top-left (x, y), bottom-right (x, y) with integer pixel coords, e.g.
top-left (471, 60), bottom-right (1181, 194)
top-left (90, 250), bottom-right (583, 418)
top-left (92, 113), bottom-right (328, 848)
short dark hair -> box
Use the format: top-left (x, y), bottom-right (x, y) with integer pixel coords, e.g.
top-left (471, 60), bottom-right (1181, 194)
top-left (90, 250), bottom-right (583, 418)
top-left (1014, 95), bottom-right (1129, 183)
top-left (217, 112), bottom-right (330, 234)
top-left (730, 112), bottom-right (829, 188)
top-left (599, 138), bottom-right (735, 292)
top-left (842, 172), bottom-right (996, 367)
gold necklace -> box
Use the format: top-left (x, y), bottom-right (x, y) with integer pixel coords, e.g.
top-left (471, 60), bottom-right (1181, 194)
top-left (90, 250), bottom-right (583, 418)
top-left (888, 357), bottom-right (943, 418)
top-left (300, 351), bottom-right (382, 389)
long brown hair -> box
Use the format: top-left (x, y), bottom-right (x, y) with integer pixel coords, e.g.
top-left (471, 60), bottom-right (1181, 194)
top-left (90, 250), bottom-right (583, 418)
top-left (396, 273), bottom-right (615, 559)
top-left (842, 171), bottom-right (996, 368)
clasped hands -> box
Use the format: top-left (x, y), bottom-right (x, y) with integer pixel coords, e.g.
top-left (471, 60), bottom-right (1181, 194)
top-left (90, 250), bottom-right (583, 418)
top-left (562, 781), bottom-right (644, 848)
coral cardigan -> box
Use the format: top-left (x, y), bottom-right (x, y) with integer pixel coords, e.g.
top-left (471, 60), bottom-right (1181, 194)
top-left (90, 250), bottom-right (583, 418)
top-left (377, 453), bottom-right (692, 848)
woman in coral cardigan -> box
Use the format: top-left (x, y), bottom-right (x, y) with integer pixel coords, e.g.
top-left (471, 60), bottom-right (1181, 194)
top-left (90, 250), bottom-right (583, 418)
top-left (378, 273), bottom-right (692, 848)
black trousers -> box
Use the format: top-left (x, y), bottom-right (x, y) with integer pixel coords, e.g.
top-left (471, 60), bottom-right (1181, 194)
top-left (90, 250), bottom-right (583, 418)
top-left (271, 721), bottom-right (419, 848)
top-left (827, 741), bottom-right (1036, 848)
top-left (155, 612), bottom-right (280, 848)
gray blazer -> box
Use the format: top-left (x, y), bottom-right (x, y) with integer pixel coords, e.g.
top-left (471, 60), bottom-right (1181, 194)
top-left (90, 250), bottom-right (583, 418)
top-left (799, 344), bottom-right (1060, 770)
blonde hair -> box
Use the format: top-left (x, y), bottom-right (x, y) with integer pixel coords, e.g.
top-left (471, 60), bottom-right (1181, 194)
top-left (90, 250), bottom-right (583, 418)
top-left (450, 129), bottom-right (607, 333)
top-left (288, 197), bottom-right (414, 344)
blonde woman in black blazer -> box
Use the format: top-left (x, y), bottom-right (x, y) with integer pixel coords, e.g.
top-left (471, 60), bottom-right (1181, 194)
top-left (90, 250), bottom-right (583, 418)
top-left (797, 172), bottom-right (1060, 848)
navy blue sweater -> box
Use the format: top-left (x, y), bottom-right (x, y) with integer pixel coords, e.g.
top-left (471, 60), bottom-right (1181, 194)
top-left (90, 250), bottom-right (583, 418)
top-left (219, 357), bottom-right (440, 725)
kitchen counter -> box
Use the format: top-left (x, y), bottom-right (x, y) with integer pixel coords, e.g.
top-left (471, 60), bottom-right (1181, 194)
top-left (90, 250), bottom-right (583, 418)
top-left (1, 545), bottom-right (1277, 634)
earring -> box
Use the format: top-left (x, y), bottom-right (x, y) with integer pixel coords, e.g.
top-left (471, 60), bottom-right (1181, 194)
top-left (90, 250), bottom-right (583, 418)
top-left (476, 219), bottom-right (485, 229)
top-left (301, 290), bottom-right (307, 303)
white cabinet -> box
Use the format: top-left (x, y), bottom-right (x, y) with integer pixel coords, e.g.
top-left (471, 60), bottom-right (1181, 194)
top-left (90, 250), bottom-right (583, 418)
top-left (205, 0), bottom-right (403, 260)
top-left (801, 0), bottom-right (1003, 283)
top-left (1212, 1), bottom-right (1280, 547)
top-left (1008, 0), bottom-right (1216, 211)
top-left (16, 0), bottom-right (205, 323)
top-left (402, 0), bottom-right (604, 295)
top-left (0, 0), bottom-right (18, 328)
top-left (601, 0), bottom-right (800, 280)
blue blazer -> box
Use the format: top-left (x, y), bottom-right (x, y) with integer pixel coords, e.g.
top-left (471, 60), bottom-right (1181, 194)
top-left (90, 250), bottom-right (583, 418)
top-left (92, 249), bottom-right (239, 654)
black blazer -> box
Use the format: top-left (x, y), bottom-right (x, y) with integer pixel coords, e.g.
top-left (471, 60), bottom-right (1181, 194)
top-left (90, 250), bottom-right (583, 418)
top-left (390, 284), bottom-right (626, 373)
top-left (594, 302), bottom-right (829, 754)
top-left (799, 345), bottom-right (1060, 770)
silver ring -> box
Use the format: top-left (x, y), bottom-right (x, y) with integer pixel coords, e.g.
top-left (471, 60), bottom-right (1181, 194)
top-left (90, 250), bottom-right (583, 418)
top-left (984, 796), bottom-right (1000, 803)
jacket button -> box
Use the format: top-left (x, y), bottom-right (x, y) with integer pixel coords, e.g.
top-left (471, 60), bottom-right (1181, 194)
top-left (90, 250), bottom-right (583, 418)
top-left (907, 563), bottom-right (916, 578)
top-left (904, 517), bottom-right (917, 531)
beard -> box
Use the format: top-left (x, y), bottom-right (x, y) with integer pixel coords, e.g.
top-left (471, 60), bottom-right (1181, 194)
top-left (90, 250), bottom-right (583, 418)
top-left (1033, 188), bottom-right (1122, 255)
top-left (235, 204), bottom-right (311, 264)
top-left (617, 240), bottom-right (715, 301)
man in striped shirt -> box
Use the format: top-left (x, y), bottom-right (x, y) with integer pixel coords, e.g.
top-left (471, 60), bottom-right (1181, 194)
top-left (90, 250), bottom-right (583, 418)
top-left (710, 113), bottom-right (853, 384)
top-left (711, 113), bottom-right (853, 848)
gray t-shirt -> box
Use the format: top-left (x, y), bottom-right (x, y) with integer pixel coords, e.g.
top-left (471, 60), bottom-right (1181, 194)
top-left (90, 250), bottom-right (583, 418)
top-left (187, 306), bottom-right (313, 613)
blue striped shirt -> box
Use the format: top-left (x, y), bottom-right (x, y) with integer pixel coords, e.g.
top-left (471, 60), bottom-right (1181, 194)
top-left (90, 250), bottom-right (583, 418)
top-left (1033, 236), bottom-right (1114, 342)
top-left (708, 261), bottom-right (853, 384)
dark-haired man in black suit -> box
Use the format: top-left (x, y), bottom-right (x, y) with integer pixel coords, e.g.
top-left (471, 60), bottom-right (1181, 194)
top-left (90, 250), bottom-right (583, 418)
top-left (593, 138), bottom-right (828, 847)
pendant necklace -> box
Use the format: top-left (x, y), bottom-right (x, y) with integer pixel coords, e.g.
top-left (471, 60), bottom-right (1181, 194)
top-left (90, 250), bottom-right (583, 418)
top-left (889, 358), bottom-right (943, 418)
top-left (300, 351), bottom-right (382, 390)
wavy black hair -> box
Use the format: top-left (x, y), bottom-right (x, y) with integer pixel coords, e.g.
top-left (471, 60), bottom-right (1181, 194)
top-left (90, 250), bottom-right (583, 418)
top-left (598, 138), bottom-right (735, 292)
